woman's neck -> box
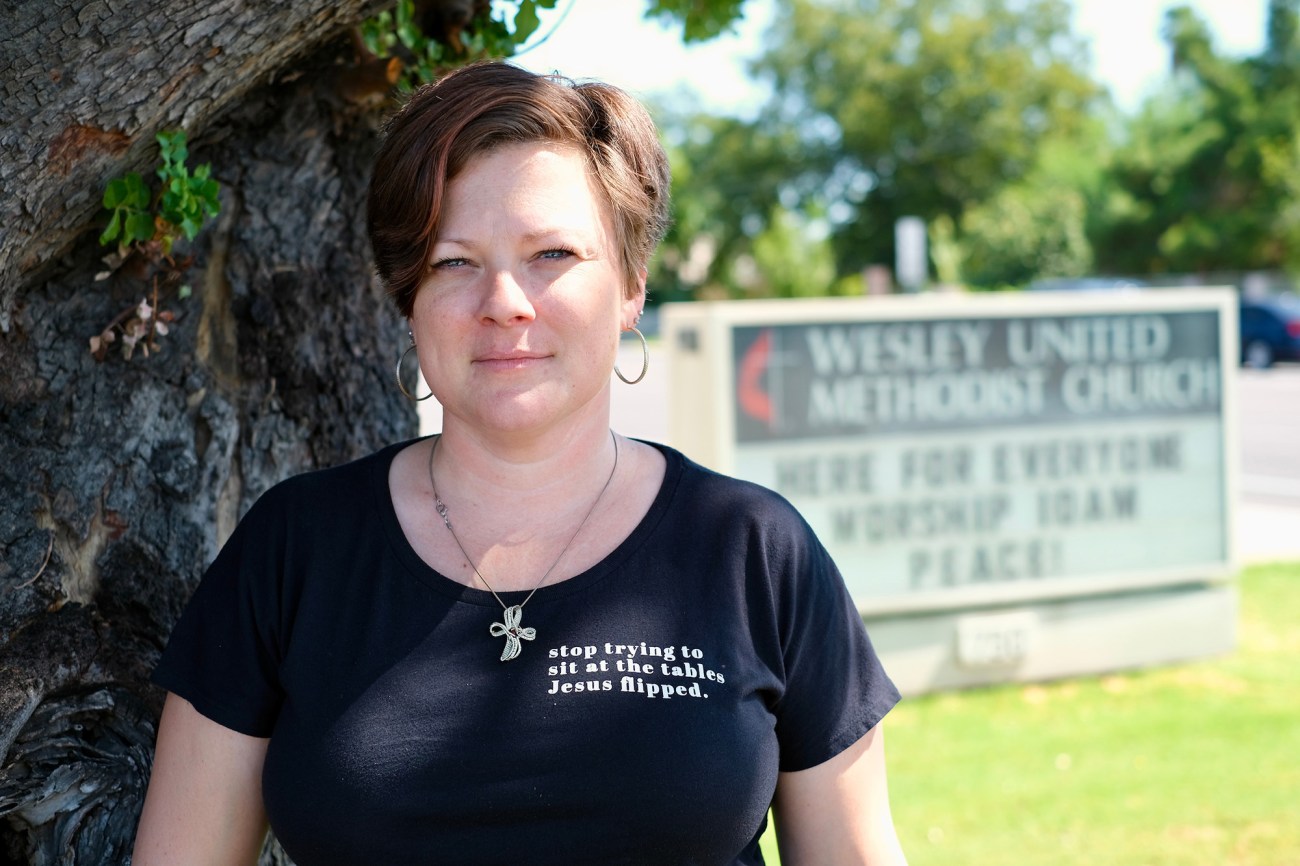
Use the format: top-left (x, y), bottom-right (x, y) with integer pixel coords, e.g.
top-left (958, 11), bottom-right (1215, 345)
top-left (430, 414), bottom-right (619, 517)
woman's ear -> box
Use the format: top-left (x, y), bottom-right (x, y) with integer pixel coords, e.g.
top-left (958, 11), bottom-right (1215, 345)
top-left (622, 268), bottom-right (648, 330)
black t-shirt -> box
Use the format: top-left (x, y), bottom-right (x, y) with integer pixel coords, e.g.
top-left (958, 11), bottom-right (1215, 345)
top-left (153, 439), bottom-right (900, 865)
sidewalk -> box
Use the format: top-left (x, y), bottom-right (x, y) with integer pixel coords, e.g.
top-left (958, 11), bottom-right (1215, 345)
top-left (1238, 500), bottom-right (1300, 565)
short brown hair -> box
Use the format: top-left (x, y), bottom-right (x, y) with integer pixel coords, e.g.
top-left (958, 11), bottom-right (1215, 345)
top-left (367, 62), bottom-right (672, 317)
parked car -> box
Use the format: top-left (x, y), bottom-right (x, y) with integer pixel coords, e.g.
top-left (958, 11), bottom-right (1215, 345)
top-left (1240, 293), bottom-right (1300, 368)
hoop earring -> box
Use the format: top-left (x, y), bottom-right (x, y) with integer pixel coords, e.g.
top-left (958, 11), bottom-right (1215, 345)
top-left (614, 327), bottom-right (649, 385)
top-left (395, 336), bottom-right (433, 401)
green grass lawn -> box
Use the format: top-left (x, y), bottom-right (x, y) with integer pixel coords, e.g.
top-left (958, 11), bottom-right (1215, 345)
top-left (760, 561), bottom-right (1300, 865)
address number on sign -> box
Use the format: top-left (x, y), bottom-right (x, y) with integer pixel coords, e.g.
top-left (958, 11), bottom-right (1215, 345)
top-left (955, 610), bottom-right (1039, 668)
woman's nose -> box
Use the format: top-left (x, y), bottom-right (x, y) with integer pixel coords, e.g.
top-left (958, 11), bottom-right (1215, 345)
top-left (477, 268), bottom-right (536, 324)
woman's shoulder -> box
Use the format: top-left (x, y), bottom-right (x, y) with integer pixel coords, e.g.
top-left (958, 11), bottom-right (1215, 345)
top-left (645, 443), bottom-right (842, 604)
top-left (650, 441), bottom-right (812, 532)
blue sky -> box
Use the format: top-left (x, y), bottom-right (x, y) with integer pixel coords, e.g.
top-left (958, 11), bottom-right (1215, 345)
top-left (514, 0), bottom-right (1268, 115)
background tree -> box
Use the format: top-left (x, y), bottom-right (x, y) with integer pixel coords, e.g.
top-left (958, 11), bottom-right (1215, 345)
top-left (1094, 0), bottom-right (1300, 276)
top-left (652, 0), bottom-right (1102, 298)
top-left (651, 107), bottom-right (834, 299)
top-left (0, 2), bottom-right (746, 862)
top-left (754, 0), bottom-right (1100, 280)
top-left (748, 204), bottom-right (857, 297)
top-left (655, 0), bottom-right (1300, 301)
top-left (956, 124), bottom-right (1111, 289)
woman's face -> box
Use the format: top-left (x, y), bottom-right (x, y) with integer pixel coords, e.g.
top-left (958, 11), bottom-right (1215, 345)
top-left (409, 141), bottom-right (642, 439)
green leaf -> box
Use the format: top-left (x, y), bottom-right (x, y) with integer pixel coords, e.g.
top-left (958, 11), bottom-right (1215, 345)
top-left (198, 178), bottom-right (220, 205)
top-left (103, 177), bottom-right (128, 209)
top-left (398, 22), bottom-right (421, 49)
top-left (180, 215), bottom-right (201, 240)
top-left (514, 0), bottom-right (541, 42)
top-left (128, 174), bottom-right (148, 208)
top-left (645, 0), bottom-right (746, 43)
top-left (126, 174), bottom-right (151, 209)
top-left (157, 130), bottom-right (187, 161)
top-left (194, 163), bottom-right (210, 181)
top-left (160, 190), bottom-right (180, 217)
top-left (360, 18), bottom-right (386, 56)
top-left (178, 284), bottom-right (192, 299)
top-left (462, 30), bottom-right (485, 54)
top-left (125, 212), bottom-right (155, 243)
top-left (99, 210), bottom-right (121, 245)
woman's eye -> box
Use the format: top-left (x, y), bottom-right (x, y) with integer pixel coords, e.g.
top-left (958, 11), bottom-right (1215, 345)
top-left (430, 257), bottom-right (468, 270)
top-left (539, 248), bottom-right (575, 261)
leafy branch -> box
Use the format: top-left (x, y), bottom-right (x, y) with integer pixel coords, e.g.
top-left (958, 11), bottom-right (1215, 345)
top-left (100, 130), bottom-right (220, 258)
top-left (360, 0), bottom-right (558, 90)
top-left (93, 130), bottom-right (216, 361)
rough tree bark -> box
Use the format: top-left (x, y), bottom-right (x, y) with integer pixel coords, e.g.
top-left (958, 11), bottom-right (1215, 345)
top-left (0, 2), bottom-right (418, 863)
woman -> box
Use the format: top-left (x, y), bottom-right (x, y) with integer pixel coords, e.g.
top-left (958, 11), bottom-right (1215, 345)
top-left (134, 61), bottom-right (906, 865)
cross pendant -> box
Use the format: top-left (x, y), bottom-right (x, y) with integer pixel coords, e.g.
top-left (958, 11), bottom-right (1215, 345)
top-left (489, 604), bottom-right (536, 662)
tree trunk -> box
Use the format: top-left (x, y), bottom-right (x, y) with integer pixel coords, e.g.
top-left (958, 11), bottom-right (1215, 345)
top-left (0, 3), bottom-right (414, 862)
top-left (0, 0), bottom-right (388, 330)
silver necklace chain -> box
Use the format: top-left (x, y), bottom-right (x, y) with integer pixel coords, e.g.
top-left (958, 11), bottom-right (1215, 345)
top-left (427, 430), bottom-right (619, 661)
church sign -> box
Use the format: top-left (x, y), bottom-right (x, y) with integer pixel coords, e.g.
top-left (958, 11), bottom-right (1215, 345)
top-left (662, 291), bottom-right (1237, 691)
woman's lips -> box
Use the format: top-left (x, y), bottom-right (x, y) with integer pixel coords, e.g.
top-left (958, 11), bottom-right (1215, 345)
top-left (473, 351), bottom-right (549, 370)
